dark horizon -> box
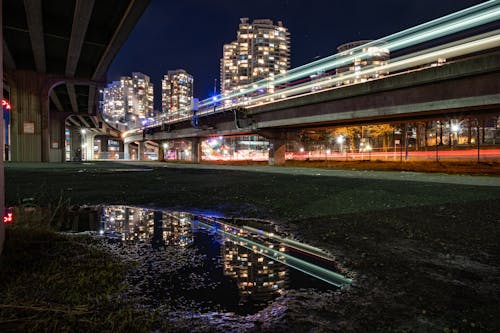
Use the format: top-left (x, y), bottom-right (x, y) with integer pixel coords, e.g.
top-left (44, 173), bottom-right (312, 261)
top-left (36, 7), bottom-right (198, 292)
top-left (108, 0), bottom-right (487, 110)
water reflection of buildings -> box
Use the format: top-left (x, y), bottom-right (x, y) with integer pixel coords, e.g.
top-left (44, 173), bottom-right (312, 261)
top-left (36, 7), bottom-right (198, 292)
top-left (99, 208), bottom-right (346, 310)
top-left (101, 206), bottom-right (193, 247)
top-left (218, 222), bottom-right (288, 307)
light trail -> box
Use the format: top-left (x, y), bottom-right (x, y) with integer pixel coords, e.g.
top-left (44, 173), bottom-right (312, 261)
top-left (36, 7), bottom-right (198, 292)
top-left (244, 30), bottom-right (500, 108)
top-left (196, 218), bottom-right (352, 287)
top-left (198, 0), bottom-right (500, 107)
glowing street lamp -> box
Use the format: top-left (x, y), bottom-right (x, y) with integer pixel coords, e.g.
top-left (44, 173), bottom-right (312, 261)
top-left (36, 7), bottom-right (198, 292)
top-left (336, 135), bottom-right (345, 153)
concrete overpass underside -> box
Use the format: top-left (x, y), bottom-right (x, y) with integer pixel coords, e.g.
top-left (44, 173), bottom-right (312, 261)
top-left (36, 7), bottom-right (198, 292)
top-left (3, 0), bottom-right (150, 162)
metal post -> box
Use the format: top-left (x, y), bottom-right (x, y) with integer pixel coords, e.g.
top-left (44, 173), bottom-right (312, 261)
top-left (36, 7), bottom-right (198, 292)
top-left (0, 0), bottom-right (5, 255)
top-left (477, 124), bottom-right (480, 163)
top-left (404, 123), bottom-right (409, 162)
top-left (435, 122), bottom-right (439, 162)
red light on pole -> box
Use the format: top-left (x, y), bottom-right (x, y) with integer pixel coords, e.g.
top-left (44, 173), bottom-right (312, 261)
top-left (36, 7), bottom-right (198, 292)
top-left (3, 208), bottom-right (14, 224)
top-left (2, 99), bottom-right (11, 110)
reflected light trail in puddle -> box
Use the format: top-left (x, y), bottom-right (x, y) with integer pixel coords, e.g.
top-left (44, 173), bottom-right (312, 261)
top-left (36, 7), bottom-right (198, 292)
top-left (196, 218), bottom-right (352, 287)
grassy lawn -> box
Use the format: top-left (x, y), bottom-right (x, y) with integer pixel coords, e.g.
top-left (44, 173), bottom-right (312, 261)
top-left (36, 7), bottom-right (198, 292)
top-left (0, 223), bottom-right (154, 332)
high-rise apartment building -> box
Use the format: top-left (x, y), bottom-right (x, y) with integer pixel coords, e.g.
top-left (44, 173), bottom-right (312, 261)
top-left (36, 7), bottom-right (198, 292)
top-left (103, 72), bottom-right (154, 126)
top-left (161, 69), bottom-right (194, 117)
top-left (220, 18), bottom-right (290, 95)
top-left (335, 40), bottom-right (390, 85)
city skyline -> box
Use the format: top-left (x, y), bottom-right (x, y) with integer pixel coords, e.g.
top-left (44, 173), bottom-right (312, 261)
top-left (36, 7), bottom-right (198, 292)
top-left (107, 0), bottom-right (486, 109)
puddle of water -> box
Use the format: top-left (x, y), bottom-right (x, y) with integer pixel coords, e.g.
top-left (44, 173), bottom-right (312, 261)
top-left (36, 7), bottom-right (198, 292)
top-left (63, 205), bottom-right (351, 314)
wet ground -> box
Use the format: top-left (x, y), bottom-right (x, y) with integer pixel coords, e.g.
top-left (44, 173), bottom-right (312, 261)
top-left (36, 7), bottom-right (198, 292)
top-left (4, 161), bottom-right (500, 332)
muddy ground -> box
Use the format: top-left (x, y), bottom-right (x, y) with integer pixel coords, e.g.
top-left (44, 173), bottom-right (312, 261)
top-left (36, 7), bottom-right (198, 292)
top-left (4, 161), bottom-right (500, 332)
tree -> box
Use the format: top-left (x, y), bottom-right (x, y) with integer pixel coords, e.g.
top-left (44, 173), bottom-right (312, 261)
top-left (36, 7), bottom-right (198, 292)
top-left (365, 124), bottom-right (394, 151)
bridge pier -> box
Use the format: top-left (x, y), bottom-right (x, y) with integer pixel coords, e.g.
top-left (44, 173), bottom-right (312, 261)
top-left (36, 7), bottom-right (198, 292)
top-left (157, 141), bottom-right (165, 162)
top-left (100, 136), bottom-right (109, 159)
top-left (137, 141), bottom-right (145, 161)
top-left (6, 70), bottom-right (47, 161)
top-left (269, 138), bottom-right (286, 166)
top-left (191, 137), bottom-right (201, 163)
top-left (83, 133), bottom-right (95, 161)
top-left (124, 143), bottom-right (130, 160)
top-left (67, 126), bottom-right (84, 161)
top-left (49, 112), bottom-right (68, 162)
top-left (260, 130), bottom-right (298, 166)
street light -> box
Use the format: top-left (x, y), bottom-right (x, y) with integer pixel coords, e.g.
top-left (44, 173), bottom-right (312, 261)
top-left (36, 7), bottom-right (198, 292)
top-left (336, 135), bottom-right (344, 153)
top-left (80, 129), bottom-right (87, 161)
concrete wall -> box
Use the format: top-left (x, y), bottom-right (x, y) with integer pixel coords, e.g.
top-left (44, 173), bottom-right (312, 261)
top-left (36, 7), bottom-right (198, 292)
top-left (49, 112), bottom-right (66, 162)
top-left (8, 70), bottom-right (45, 161)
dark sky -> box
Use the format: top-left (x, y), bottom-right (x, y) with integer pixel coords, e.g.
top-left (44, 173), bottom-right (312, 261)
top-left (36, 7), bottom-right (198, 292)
top-left (108, 0), bottom-right (487, 110)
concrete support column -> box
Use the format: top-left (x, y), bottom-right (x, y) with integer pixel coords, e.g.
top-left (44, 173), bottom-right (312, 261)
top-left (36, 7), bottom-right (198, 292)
top-left (7, 70), bottom-right (46, 161)
top-left (69, 126), bottom-right (82, 161)
top-left (137, 141), bottom-right (145, 161)
top-left (269, 138), bottom-right (287, 166)
top-left (157, 141), bottom-right (165, 162)
top-left (83, 134), bottom-right (94, 161)
top-left (191, 137), bottom-right (201, 163)
top-left (100, 136), bottom-right (109, 159)
top-left (124, 143), bottom-right (130, 160)
top-left (49, 112), bottom-right (68, 162)
top-left (260, 130), bottom-right (297, 166)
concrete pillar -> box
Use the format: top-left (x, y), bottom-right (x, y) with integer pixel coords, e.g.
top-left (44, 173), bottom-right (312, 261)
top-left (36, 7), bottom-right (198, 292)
top-left (124, 143), bottom-right (130, 160)
top-left (100, 136), bottom-right (109, 159)
top-left (269, 138), bottom-right (286, 166)
top-left (260, 130), bottom-right (297, 166)
top-left (69, 126), bottom-right (82, 161)
top-left (83, 134), bottom-right (94, 161)
top-left (7, 70), bottom-right (46, 161)
top-left (49, 112), bottom-right (67, 162)
top-left (157, 141), bottom-right (165, 162)
top-left (137, 141), bottom-right (145, 161)
top-left (191, 138), bottom-right (201, 163)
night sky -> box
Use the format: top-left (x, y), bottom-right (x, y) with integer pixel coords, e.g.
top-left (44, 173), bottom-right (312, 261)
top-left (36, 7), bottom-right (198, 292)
top-left (107, 0), bottom-right (487, 109)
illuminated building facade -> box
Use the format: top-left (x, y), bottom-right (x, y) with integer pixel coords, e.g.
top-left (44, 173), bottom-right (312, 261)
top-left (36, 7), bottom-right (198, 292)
top-left (101, 206), bottom-right (192, 247)
top-left (161, 69), bottom-right (194, 117)
top-left (220, 18), bottom-right (290, 95)
top-left (221, 223), bottom-right (287, 307)
top-left (103, 72), bottom-right (154, 127)
top-left (336, 40), bottom-right (390, 85)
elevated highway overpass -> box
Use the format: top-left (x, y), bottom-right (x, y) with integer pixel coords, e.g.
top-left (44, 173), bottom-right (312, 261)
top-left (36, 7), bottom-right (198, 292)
top-left (124, 51), bottom-right (500, 164)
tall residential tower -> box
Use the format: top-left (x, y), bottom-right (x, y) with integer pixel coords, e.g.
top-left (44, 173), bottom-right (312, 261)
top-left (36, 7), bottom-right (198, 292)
top-left (220, 18), bottom-right (290, 95)
top-left (103, 72), bottom-right (154, 127)
top-left (161, 69), bottom-right (194, 117)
